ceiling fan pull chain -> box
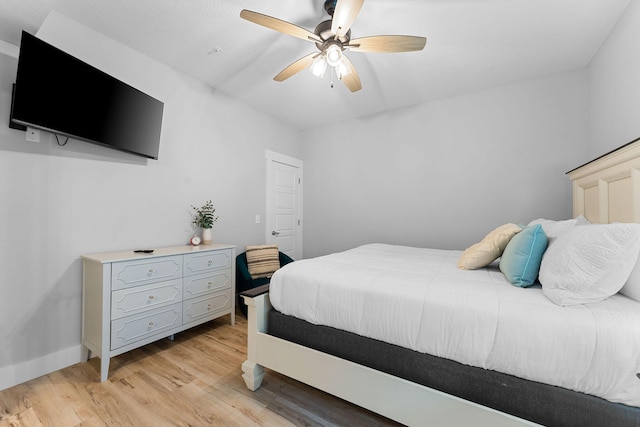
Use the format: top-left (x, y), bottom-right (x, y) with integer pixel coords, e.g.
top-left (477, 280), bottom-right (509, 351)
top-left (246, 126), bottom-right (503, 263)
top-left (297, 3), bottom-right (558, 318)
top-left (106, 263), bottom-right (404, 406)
top-left (330, 66), bottom-right (335, 88)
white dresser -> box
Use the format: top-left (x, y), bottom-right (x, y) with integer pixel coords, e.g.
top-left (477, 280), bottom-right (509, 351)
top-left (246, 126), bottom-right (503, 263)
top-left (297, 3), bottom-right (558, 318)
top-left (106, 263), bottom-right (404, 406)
top-left (81, 243), bottom-right (236, 381)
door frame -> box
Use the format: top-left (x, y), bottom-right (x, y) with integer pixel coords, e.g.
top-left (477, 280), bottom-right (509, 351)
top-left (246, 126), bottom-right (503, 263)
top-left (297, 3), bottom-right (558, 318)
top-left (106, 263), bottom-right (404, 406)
top-left (265, 150), bottom-right (303, 259)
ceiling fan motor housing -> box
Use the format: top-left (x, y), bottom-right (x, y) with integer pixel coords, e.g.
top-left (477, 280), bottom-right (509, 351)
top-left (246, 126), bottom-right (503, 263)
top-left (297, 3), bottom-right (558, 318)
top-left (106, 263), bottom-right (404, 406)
top-left (324, 0), bottom-right (337, 16)
top-left (314, 19), bottom-right (350, 52)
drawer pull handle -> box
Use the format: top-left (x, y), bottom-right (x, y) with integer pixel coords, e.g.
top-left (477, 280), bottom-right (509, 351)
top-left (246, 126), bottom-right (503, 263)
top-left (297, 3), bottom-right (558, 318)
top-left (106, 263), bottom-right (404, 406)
top-left (207, 260), bottom-right (213, 266)
top-left (147, 269), bottom-right (155, 276)
top-left (208, 282), bottom-right (213, 288)
top-left (148, 295), bottom-right (155, 300)
top-left (148, 322), bottom-right (155, 328)
top-left (207, 304), bottom-right (212, 311)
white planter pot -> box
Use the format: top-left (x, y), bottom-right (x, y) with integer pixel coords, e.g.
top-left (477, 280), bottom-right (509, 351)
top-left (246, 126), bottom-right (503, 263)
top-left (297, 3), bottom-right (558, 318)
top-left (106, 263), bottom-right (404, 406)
top-left (202, 228), bottom-right (212, 245)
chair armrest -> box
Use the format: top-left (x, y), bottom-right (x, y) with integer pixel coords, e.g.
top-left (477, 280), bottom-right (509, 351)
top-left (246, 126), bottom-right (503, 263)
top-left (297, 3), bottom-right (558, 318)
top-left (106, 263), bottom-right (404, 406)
top-left (240, 284), bottom-right (270, 298)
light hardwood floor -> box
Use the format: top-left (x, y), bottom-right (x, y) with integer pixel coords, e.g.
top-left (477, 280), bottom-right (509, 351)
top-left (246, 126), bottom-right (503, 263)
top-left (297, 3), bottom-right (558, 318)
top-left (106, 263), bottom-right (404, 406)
top-left (0, 314), bottom-right (401, 426)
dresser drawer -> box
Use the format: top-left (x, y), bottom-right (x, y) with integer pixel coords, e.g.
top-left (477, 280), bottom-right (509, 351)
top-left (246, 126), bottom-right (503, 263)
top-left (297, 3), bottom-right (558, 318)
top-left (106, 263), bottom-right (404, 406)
top-left (111, 303), bottom-right (182, 350)
top-left (183, 271), bottom-right (231, 299)
top-left (183, 250), bottom-right (231, 277)
top-left (111, 256), bottom-right (183, 290)
top-left (183, 291), bottom-right (231, 325)
top-left (111, 279), bottom-right (182, 320)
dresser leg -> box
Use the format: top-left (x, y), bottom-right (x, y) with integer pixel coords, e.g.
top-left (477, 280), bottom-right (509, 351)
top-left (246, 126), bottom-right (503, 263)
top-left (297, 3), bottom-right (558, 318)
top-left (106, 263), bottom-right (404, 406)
top-left (100, 357), bottom-right (110, 382)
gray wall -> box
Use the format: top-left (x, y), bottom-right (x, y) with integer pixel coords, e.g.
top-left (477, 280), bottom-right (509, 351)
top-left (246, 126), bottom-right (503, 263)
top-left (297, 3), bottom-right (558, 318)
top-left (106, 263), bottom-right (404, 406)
top-left (588, 0), bottom-right (640, 157)
top-left (0, 14), bottom-right (302, 388)
top-left (301, 70), bottom-right (588, 258)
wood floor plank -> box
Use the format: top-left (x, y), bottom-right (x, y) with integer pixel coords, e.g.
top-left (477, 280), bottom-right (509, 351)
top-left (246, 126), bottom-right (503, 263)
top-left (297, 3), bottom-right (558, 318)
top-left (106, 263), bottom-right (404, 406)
top-left (0, 407), bottom-right (43, 427)
top-left (0, 314), bottom-right (401, 426)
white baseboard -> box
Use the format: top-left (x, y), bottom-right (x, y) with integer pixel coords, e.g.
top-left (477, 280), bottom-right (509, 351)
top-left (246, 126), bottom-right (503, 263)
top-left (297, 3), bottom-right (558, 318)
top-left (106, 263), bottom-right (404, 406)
top-left (0, 344), bottom-right (84, 391)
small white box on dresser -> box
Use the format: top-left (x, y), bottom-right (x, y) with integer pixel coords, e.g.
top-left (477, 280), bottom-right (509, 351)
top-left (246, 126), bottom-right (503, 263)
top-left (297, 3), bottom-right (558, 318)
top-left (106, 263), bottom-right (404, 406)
top-left (81, 243), bottom-right (236, 381)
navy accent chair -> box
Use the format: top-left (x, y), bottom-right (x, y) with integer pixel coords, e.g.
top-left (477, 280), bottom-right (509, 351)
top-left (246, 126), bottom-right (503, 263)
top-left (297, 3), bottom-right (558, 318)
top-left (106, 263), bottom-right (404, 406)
top-left (236, 251), bottom-right (294, 317)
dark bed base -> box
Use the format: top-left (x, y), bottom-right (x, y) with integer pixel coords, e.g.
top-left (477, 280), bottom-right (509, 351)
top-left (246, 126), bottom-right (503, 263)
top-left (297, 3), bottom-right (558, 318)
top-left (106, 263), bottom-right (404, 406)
top-left (268, 310), bottom-right (639, 427)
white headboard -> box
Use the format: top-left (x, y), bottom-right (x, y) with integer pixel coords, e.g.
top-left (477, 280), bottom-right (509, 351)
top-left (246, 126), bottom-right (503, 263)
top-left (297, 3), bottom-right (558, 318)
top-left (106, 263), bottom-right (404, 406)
top-left (568, 137), bottom-right (640, 224)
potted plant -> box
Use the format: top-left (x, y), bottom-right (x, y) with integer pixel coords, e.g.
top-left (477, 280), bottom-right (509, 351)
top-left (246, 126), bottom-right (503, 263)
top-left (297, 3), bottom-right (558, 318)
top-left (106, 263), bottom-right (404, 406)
top-left (191, 200), bottom-right (218, 244)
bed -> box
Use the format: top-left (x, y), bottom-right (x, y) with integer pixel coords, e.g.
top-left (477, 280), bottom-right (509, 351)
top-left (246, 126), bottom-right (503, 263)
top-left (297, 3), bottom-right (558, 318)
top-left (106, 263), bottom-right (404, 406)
top-left (241, 138), bottom-right (640, 427)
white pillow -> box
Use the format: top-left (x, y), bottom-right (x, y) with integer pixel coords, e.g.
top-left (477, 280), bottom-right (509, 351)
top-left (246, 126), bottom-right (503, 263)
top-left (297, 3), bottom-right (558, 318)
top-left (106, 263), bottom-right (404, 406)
top-left (528, 216), bottom-right (589, 241)
top-left (620, 255), bottom-right (640, 301)
top-left (575, 215), bottom-right (590, 225)
top-left (539, 223), bottom-right (640, 306)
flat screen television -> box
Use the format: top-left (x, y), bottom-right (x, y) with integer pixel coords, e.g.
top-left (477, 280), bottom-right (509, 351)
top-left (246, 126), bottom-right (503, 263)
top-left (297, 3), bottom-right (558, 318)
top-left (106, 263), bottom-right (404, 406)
top-left (11, 31), bottom-right (164, 160)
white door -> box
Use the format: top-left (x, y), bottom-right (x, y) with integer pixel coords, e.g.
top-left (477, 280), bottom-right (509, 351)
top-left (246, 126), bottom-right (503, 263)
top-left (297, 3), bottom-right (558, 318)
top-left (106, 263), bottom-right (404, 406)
top-left (266, 150), bottom-right (303, 260)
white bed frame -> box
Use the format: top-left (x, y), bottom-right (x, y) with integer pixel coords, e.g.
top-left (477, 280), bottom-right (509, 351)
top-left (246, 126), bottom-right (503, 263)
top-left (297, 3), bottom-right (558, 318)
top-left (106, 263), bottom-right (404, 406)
top-left (242, 137), bottom-right (640, 427)
top-left (241, 294), bottom-right (536, 427)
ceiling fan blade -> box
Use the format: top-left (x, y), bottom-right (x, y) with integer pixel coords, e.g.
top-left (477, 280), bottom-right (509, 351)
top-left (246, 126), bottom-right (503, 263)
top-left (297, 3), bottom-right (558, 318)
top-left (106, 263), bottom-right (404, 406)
top-left (273, 52), bottom-right (318, 82)
top-left (331, 0), bottom-right (364, 38)
top-left (340, 56), bottom-right (362, 92)
top-left (346, 35), bottom-right (427, 53)
top-left (240, 10), bottom-right (322, 43)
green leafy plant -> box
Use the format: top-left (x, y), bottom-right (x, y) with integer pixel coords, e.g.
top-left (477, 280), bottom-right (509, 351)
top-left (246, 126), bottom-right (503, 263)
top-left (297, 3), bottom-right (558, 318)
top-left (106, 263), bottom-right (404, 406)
top-left (191, 200), bottom-right (219, 229)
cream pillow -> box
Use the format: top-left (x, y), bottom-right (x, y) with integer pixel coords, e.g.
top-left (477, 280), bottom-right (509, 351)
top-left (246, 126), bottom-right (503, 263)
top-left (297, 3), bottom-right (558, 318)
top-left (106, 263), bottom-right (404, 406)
top-left (458, 223), bottom-right (522, 270)
top-left (540, 223), bottom-right (640, 306)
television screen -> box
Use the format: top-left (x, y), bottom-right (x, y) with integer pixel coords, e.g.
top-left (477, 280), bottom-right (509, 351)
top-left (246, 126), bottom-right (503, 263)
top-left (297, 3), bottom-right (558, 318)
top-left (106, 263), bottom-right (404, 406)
top-left (11, 31), bottom-right (164, 160)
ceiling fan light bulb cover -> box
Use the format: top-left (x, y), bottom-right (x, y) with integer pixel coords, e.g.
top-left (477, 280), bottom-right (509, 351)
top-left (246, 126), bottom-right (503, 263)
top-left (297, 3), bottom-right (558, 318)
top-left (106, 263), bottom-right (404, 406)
top-left (325, 44), bottom-right (343, 66)
top-left (310, 55), bottom-right (328, 78)
top-left (336, 61), bottom-right (351, 79)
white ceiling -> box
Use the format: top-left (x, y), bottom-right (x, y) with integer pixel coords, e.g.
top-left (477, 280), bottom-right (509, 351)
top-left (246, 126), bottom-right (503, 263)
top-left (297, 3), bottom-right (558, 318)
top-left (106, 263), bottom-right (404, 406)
top-left (0, 0), bottom-right (632, 130)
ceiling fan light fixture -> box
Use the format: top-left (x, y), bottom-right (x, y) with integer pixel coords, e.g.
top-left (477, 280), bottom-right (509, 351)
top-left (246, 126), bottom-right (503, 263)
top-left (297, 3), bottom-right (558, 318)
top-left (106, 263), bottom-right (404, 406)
top-left (310, 55), bottom-right (328, 78)
top-left (325, 43), bottom-right (343, 67)
top-left (336, 61), bottom-right (351, 79)
top-left (241, 0), bottom-right (426, 93)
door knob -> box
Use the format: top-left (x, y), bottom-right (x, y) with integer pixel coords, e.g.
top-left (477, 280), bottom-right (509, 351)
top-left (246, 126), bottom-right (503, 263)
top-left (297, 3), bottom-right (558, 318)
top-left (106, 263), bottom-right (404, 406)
top-left (272, 231), bottom-right (280, 236)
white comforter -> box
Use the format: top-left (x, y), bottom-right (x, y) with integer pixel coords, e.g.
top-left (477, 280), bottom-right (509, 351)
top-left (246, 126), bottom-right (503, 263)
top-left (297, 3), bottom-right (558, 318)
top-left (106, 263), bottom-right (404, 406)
top-left (269, 243), bottom-right (640, 407)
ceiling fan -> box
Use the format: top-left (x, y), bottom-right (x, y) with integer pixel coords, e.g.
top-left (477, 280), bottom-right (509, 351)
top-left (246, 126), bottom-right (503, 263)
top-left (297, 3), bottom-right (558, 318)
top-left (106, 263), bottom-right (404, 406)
top-left (240, 0), bottom-right (427, 92)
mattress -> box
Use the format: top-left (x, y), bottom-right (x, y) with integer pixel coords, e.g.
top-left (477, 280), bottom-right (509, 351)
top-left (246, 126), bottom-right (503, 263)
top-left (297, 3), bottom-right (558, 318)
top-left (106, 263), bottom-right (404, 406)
top-left (269, 243), bottom-right (640, 408)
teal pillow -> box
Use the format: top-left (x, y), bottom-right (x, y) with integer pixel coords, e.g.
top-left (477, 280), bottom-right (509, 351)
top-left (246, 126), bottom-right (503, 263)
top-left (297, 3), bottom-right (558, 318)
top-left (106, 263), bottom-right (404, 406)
top-left (500, 224), bottom-right (548, 287)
